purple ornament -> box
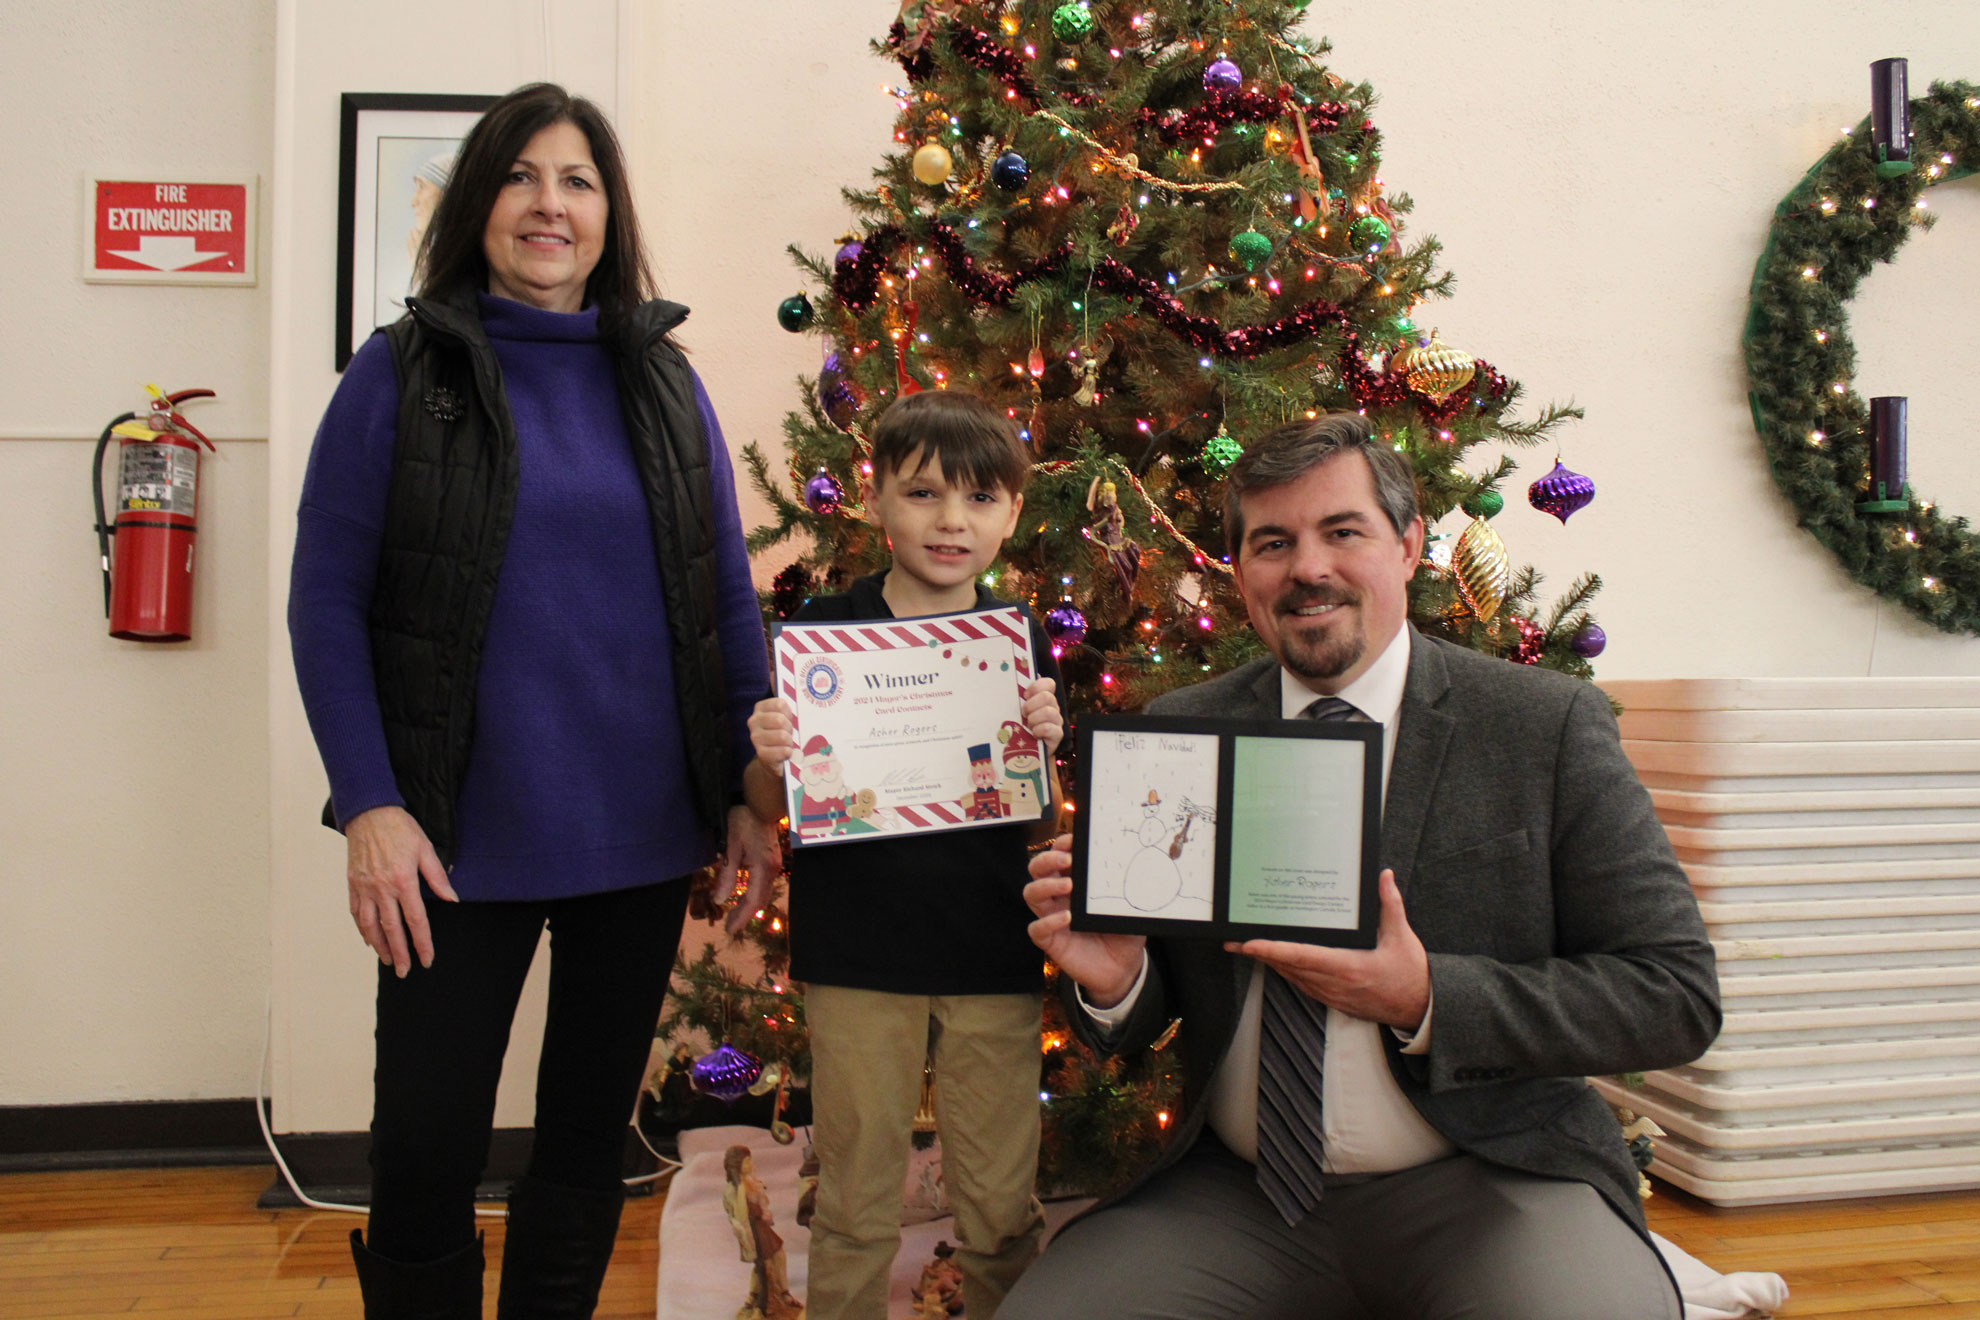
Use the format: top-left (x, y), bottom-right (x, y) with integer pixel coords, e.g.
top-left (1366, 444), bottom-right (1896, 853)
top-left (804, 467), bottom-right (845, 515)
top-left (1527, 460), bottom-right (1596, 524)
top-left (689, 1044), bottom-right (762, 1103)
top-left (835, 239), bottom-right (864, 267)
top-left (1044, 604), bottom-right (1088, 649)
top-left (1203, 58), bottom-right (1243, 92)
top-left (1569, 623), bottom-right (1607, 659)
top-left (818, 351), bottom-right (859, 430)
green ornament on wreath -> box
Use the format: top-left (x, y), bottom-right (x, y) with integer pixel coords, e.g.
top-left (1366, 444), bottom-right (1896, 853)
top-left (1742, 77), bottom-right (1980, 635)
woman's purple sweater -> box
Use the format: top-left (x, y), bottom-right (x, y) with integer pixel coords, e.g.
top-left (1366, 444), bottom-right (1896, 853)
top-left (289, 293), bottom-right (767, 901)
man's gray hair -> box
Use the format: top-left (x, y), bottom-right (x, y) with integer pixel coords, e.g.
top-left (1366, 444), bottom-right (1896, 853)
top-left (1222, 414), bottom-right (1421, 558)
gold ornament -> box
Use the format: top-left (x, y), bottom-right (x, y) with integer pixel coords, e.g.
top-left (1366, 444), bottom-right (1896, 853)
top-left (911, 141), bottom-right (954, 185)
top-left (1453, 516), bottom-right (1510, 622)
top-left (1403, 329), bottom-right (1477, 404)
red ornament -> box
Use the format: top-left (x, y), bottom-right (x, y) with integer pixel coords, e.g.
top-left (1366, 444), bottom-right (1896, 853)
top-left (1510, 618), bottom-right (1545, 665)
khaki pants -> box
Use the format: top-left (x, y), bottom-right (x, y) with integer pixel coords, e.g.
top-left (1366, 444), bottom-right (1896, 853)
top-left (804, 985), bottom-right (1046, 1320)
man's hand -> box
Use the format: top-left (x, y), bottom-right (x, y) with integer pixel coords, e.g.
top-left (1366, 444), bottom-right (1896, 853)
top-left (1021, 677), bottom-right (1065, 754)
top-left (747, 698), bottom-right (799, 770)
top-left (345, 805), bottom-right (457, 977)
top-left (722, 804), bottom-right (785, 936)
top-left (1023, 833), bottom-right (1145, 1008)
top-left (1226, 870), bottom-right (1429, 1029)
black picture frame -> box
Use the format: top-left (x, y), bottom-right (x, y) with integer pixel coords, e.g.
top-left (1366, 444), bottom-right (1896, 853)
top-left (1069, 713), bottom-right (1383, 946)
top-left (335, 92), bottom-right (498, 370)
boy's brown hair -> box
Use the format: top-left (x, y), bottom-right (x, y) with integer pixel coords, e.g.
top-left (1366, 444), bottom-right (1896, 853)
top-left (868, 391), bottom-right (1031, 495)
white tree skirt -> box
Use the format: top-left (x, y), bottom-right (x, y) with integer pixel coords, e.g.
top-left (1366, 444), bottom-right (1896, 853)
top-left (657, 1126), bottom-right (1786, 1320)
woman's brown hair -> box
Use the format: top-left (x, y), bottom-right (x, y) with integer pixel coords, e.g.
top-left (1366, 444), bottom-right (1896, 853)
top-left (415, 82), bottom-right (657, 330)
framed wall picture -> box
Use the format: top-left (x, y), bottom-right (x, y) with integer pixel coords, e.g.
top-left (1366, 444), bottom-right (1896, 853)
top-left (335, 92), bottom-right (498, 370)
top-left (1069, 714), bottom-right (1383, 946)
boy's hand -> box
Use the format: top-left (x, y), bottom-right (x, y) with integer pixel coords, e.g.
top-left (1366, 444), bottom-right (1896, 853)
top-left (1021, 677), bottom-right (1064, 754)
top-left (748, 697), bottom-right (799, 769)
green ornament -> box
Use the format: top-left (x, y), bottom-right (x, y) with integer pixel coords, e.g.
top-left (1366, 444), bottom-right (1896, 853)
top-left (1227, 229), bottom-right (1273, 272)
top-left (1051, 2), bottom-right (1094, 41)
top-left (1203, 426), bottom-right (1243, 477)
top-left (1350, 214), bottom-right (1391, 251)
top-left (1461, 489), bottom-right (1505, 520)
top-left (776, 293), bottom-right (814, 333)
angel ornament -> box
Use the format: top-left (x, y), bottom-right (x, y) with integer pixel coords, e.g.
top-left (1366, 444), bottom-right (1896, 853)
top-left (723, 1146), bottom-right (804, 1320)
top-left (1072, 339), bottom-right (1111, 407)
top-left (1085, 475), bottom-right (1142, 595)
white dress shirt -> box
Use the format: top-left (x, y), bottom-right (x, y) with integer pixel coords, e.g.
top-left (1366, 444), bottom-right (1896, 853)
top-left (1084, 623), bottom-right (1457, 1173)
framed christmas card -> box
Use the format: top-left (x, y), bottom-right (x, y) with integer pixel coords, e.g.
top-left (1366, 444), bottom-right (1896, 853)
top-left (1070, 714), bottom-right (1382, 946)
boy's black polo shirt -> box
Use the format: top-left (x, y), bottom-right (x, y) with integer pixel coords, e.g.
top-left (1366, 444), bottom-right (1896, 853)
top-left (782, 572), bottom-right (1060, 995)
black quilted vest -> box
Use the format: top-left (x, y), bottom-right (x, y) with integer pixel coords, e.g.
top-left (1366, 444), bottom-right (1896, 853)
top-left (347, 290), bottom-right (734, 866)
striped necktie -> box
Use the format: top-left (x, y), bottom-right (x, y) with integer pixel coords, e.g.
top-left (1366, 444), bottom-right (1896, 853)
top-left (1256, 693), bottom-right (1359, 1224)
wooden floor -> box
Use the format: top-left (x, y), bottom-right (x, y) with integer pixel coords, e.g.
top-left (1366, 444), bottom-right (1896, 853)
top-left (1, 1164), bottom-right (1976, 1317)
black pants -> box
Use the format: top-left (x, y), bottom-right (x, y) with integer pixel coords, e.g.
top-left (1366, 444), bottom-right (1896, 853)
top-left (365, 877), bottom-right (691, 1262)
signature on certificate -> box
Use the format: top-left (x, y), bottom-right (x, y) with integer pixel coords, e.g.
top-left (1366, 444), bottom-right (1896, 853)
top-left (879, 766), bottom-right (932, 788)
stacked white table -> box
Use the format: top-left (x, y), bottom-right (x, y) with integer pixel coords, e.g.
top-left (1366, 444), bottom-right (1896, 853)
top-left (1590, 678), bottom-right (1980, 1206)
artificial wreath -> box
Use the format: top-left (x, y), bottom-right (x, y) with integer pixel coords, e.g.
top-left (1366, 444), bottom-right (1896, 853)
top-left (1743, 79), bottom-right (1980, 635)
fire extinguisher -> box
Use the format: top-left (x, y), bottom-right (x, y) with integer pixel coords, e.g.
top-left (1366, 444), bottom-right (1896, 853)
top-left (91, 384), bottom-right (216, 642)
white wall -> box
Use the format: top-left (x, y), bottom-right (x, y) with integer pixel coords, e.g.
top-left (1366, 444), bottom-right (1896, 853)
top-left (7, 0), bottom-right (1975, 1119)
top-left (0, 2), bottom-right (274, 1106)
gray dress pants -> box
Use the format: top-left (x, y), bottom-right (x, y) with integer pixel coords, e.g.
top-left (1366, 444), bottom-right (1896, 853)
top-left (1000, 1137), bottom-right (1681, 1320)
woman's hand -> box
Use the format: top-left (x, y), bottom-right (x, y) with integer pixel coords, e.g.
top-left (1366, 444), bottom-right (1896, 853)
top-left (345, 805), bottom-right (457, 977)
top-left (1020, 677), bottom-right (1064, 754)
top-left (1023, 833), bottom-right (1145, 1008)
top-left (748, 698), bottom-right (800, 770)
top-left (722, 804), bottom-right (785, 936)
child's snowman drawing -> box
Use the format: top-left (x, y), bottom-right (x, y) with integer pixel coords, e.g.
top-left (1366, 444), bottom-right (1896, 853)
top-left (1086, 729), bottom-right (1219, 920)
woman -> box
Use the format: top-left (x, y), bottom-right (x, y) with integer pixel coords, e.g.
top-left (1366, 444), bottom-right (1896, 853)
top-left (290, 82), bottom-right (776, 1318)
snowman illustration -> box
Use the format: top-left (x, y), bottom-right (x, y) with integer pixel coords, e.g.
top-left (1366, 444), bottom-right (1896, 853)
top-left (1122, 790), bottom-right (1209, 912)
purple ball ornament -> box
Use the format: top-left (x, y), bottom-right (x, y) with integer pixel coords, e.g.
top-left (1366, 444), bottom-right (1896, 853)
top-left (804, 467), bottom-right (845, 516)
top-left (1044, 604), bottom-right (1088, 650)
top-left (834, 239), bottom-right (864, 268)
top-left (1203, 58), bottom-right (1243, 92)
top-left (1527, 459), bottom-right (1596, 524)
top-left (689, 1043), bottom-right (762, 1103)
top-left (1569, 622), bottom-right (1608, 659)
top-left (818, 350), bottom-right (860, 431)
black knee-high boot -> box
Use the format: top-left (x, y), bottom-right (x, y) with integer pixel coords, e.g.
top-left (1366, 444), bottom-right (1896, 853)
top-left (349, 1230), bottom-right (484, 1319)
top-left (494, 1175), bottom-right (627, 1319)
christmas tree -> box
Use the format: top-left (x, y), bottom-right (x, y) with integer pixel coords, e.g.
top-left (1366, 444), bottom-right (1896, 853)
top-left (666, 0), bottom-right (1606, 1198)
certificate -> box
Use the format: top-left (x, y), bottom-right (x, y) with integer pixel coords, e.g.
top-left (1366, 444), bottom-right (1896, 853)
top-left (773, 606), bottom-right (1045, 847)
top-left (1069, 714), bottom-right (1382, 946)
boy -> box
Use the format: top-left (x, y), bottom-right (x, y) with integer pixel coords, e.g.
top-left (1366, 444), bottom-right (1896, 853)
top-left (738, 390), bottom-right (1064, 1320)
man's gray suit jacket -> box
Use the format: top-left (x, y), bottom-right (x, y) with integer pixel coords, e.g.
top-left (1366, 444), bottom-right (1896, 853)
top-left (1070, 628), bottom-right (1721, 1233)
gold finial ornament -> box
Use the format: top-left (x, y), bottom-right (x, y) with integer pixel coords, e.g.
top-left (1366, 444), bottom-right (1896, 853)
top-left (1403, 329), bottom-right (1477, 404)
top-left (1453, 516), bottom-right (1510, 622)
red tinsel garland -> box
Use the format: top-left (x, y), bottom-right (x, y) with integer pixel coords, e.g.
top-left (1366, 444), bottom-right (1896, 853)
top-left (1135, 88), bottom-right (1347, 146)
top-left (1338, 332), bottom-right (1510, 417)
top-left (830, 222), bottom-right (1519, 406)
top-left (1088, 256), bottom-right (1348, 357)
top-left (888, 19), bottom-right (1095, 110)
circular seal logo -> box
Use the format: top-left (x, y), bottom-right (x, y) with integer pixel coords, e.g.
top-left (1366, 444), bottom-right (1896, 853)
top-left (800, 657), bottom-right (843, 707)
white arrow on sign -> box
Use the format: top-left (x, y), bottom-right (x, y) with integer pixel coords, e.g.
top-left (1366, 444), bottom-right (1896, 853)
top-left (107, 235), bottom-right (228, 272)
